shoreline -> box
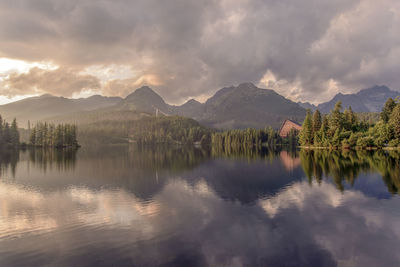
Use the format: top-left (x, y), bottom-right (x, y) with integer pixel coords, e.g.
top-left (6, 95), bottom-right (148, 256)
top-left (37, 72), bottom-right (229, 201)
top-left (298, 145), bottom-right (400, 151)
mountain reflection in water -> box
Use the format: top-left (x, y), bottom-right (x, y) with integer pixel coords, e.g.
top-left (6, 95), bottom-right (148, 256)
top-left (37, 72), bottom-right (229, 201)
top-left (0, 146), bottom-right (399, 267)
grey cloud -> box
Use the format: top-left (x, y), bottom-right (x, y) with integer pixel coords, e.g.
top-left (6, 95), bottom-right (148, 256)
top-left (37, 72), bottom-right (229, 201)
top-left (1, 67), bottom-right (101, 97)
top-left (0, 0), bottom-right (399, 103)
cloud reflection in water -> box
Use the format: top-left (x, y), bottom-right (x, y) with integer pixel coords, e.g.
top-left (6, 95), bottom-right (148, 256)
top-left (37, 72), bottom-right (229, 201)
top-left (1, 176), bottom-right (400, 266)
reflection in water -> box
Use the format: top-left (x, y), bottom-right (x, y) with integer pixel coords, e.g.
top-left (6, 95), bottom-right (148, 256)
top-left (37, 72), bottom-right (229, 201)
top-left (0, 146), bottom-right (399, 266)
top-left (28, 148), bottom-right (78, 172)
top-left (300, 149), bottom-right (400, 194)
top-left (0, 149), bottom-right (19, 178)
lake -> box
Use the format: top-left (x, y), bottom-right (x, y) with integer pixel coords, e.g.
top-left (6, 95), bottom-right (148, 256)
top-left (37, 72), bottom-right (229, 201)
top-left (0, 146), bottom-right (399, 267)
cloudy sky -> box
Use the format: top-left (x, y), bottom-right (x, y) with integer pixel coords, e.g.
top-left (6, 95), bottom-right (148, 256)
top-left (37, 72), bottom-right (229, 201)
top-left (0, 0), bottom-right (399, 105)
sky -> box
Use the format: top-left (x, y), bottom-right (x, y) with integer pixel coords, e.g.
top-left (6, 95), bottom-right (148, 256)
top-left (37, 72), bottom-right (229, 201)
top-left (0, 0), bottom-right (399, 105)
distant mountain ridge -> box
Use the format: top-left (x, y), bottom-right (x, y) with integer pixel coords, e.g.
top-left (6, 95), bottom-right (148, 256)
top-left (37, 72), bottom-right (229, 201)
top-left (298, 102), bottom-right (317, 111)
top-left (110, 83), bottom-right (306, 129)
top-left (197, 83), bottom-right (306, 129)
top-left (4, 83), bottom-right (307, 129)
top-left (0, 94), bottom-right (122, 126)
top-left (3, 83), bottom-right (397, 130)
top-left (316, 85), bottom-right (400, 113)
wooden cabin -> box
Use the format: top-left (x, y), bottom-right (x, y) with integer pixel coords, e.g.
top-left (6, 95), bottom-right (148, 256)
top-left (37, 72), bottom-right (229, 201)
top-left (279, 119), bottom-right (302, 138)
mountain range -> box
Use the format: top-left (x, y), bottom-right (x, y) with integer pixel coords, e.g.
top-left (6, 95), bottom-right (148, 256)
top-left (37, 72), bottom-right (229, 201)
top-left (1, 83), bottom-right (398, 129)
top-left (46, 83), bottom-right (306, 129)
top-left (298, 85), bottom-right (400, 114)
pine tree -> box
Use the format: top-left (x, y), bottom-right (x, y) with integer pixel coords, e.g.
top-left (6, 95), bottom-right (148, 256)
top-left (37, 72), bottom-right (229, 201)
top-left (344, 106), bottom-right (357, 131)
top-left (320, 115), bottom-right (329, 133)
top-left (10, 118), bottom-right (19, 146)
top-left (54, 125), bottom-right (64, 148)
top-left (0, 115), bottom-right (3, 146)
top-left (30, 128), bottom-right (36, 145)
top-left (331, 128), bottom-right (341, 147)
top-left (312, 110), bottom-right (322, 134)
top-left (389, 104), bottom-right (400, 141)
top-left (329, 101), bottom-right (344, 135)
top-left (299, 109), bottom-right (313, 146)
top-left (381, 98), bottom-right (397, 123)
top-left (3, 122), bottom-right (11, 145)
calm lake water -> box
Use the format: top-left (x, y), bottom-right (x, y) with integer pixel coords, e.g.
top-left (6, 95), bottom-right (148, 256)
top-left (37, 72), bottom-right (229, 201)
top-left (0, 146), bottom-right (399, 267)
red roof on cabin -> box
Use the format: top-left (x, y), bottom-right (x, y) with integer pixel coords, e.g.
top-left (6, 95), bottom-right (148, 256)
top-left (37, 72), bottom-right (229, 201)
top-left (279, 120), bottom-right (302, 137)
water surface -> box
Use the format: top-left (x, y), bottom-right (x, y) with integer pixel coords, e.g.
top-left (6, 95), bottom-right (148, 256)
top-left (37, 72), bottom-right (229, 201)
top-left (0, 146), bottom-right (399, 266)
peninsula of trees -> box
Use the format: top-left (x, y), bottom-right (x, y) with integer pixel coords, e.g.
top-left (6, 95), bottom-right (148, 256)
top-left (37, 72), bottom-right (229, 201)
top-left (29, 122), bottom-right (79, 148)
top-left (299, 98), bottom-right (400, 149)
top-left (0, 115), bottom-right (20, 147)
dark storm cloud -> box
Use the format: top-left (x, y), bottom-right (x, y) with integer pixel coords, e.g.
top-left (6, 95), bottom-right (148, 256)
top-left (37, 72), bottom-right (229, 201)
top-left (0, 0), bottom-right (399, 103)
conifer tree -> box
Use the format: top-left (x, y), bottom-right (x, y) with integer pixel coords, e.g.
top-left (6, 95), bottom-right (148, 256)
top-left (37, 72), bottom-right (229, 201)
top-left (381, 98), bottom-right (397, 123)
top-left (0, 115), bottom-right (3, 145)
top-left (312, 110), bottom-right (322, 134)
top-left (299, 109), bottom-right (313, 146)
top-left (30, 128), bottom-right (36, 145)
top-left (344, 106), bottom-right (356, 131)
top-left (3, 122), bottom-right (10, 145)
top-left (389, 104), bottom-right (400, 141)
top-left (320, 115), bottom-right (329, 133)
top-left (10, 118), bottom-right (19, 146)
top-left (329, 101), bottom-right (344, 135)
top-left (28, 122), bottom-right (79, 148)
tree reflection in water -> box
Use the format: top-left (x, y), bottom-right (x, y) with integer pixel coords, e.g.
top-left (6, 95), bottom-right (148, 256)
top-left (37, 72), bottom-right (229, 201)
top-left (27, 148), bottom-right (78, 172)
top-left (0, 146), bottom-right (399, 197)
top-left (299, 149), bottom-right (400, 194)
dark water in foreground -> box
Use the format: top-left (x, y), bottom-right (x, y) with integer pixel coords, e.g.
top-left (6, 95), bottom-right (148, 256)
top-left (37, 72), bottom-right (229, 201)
top-left (0, 146), bottom-right (400, 267)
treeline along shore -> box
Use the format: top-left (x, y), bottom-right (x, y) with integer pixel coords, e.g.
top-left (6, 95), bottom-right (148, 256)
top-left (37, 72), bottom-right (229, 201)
top-left (3, 96), bottom-right (400, 150)
top-left (299, 98), bottom-right (400, 149)
top-left (0, 115), bottom-right (79, 149)
top-left (77, 115), bottom-right (295, 148)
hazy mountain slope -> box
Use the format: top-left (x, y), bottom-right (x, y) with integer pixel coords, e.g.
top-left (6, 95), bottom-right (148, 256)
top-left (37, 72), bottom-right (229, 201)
top-left (298, 102), bottom-right (317, 111)
top-left (171, 99), bottom-right (204, 118)
top-left (1, 83), bottom-right (307, 130)
top-left (197, 83), bottom-right (306, 129)
top-left (113, 83), bottom-right (306, 129)
top-left (45, 108), bottom-right (148, 125)
top-left (116, 86), bottom-right (170, 114)
top-left (0, 94), bottom-right (122, 127)
top-left (317, 85), bottom-right (400, 113)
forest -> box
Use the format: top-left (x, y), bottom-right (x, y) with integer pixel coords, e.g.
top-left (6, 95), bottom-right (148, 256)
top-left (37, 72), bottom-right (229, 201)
top-left (76, 115), bottom-right (294, 148)
top-left (5, 96), bottom-right (400, 150)
top-left (77, 116), bottom-right (212, 145)
top-left (299, 98), bottom-right (400, 149)
top-left (0, 115), bottom-right (19, 147)
top-left (29, 122), bottom-right (79, 148)
top-left (210, 127), bottom-right (294, 150)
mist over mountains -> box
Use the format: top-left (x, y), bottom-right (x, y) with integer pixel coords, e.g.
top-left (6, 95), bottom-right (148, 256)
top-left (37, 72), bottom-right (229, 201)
top-left (1, 83), bottom-right (398, 129)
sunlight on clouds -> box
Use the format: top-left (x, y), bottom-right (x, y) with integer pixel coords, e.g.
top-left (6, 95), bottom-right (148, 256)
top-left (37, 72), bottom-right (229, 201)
top-left (0, 58), bottom-right (57, 104)
top-left (259, 70), bottom-right (303, 103)
top-left (133, 74), bottom-right (163, 87)
top-left (0, 57), bottom-right (56, 76)
top-left (82, 64), bottom-right (136, 83)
